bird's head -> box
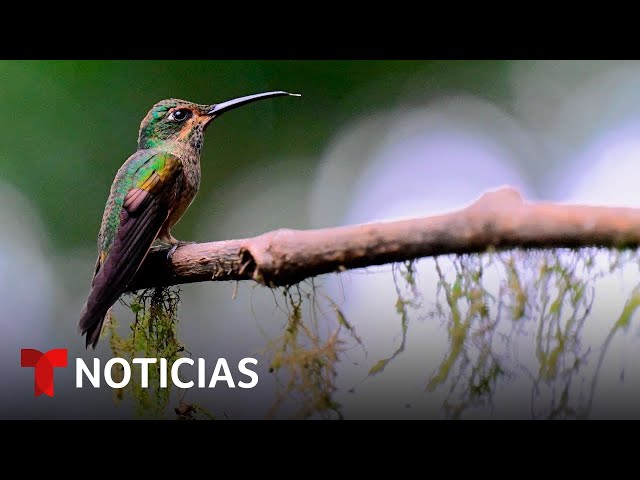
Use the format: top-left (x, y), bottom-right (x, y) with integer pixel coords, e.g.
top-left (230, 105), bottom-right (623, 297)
top-left (137, 91), bottom-right (300, 151)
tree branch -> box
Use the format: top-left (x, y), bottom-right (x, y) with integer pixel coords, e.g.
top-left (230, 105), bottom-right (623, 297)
top-left (127, 186), bottom-right (640, 292)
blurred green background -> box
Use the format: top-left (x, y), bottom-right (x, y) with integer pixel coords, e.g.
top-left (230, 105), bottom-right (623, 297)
top-left (2, 60), bottom-right (512, 248)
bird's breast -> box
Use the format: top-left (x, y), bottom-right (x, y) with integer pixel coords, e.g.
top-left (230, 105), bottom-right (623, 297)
top-left (163, 156), bottom-right (201, 232)
top-left (181, 157), bottom-right (201, 201)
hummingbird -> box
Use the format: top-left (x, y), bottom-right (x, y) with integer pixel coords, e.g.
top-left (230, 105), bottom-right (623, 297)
top-left (78, 91), bottom-right (299, 349)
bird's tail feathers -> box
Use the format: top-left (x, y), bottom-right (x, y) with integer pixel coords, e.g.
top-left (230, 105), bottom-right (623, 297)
top-left (78, 302), bottom-right (110, 349)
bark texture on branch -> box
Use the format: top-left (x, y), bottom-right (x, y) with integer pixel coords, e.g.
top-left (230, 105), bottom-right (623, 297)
top-left (127, 186), bottom-right (640, 292)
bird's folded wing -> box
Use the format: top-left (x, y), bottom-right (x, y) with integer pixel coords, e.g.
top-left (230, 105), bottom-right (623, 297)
top-left (80, 152), bottom-right (182, 334)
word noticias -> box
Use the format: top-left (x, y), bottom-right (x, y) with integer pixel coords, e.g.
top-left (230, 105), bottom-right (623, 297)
top-left (20, 348), bottom-right (259, 397)
top-left (76, 357), bottom-right (258, 389)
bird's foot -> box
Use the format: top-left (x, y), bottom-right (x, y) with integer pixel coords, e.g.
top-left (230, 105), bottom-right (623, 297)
top-left (166, 240), bottom-right (196, 260)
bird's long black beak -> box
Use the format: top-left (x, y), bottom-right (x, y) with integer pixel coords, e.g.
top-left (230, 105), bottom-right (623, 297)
top-left (207, 91), bottom-right (300, 116)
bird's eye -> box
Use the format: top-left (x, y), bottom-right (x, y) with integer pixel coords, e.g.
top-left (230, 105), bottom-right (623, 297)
top-left (169, 109), bottom-right (191, 122)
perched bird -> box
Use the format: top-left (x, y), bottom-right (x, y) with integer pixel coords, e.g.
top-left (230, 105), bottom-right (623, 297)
top-left (78, 91), bottom-right (299, 348)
